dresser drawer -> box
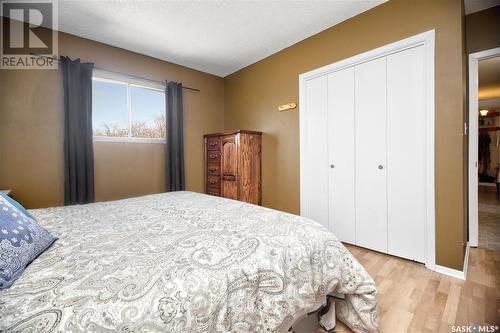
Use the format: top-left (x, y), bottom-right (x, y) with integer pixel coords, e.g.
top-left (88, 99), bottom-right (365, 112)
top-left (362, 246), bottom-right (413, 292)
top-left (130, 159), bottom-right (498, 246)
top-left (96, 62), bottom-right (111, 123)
top-left (206, 137), bottom-right (221, 151)
top-left (206, 175), bottom-right (220, 188)
top-left (206, 186), bottom-right (220, 197)
top-left (206, 150), bottom-right (221, 163)
top-left (207, 163), bottom-right (220, 176)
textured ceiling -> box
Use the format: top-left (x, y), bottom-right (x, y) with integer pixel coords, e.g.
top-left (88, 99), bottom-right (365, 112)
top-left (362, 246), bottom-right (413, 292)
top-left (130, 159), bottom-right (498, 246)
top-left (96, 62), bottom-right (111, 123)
top-left (54, 0), bottom-right (386, 77)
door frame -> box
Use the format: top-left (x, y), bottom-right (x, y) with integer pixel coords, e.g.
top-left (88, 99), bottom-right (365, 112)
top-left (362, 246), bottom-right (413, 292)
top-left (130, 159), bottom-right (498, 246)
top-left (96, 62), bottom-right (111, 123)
top-left (299, 30), bottom-right (436, 270)
top-left (468, 47), bottom-right (500, 247)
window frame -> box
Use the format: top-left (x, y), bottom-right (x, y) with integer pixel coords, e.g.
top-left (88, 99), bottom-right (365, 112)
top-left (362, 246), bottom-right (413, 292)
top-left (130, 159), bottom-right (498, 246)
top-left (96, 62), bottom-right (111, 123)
top-left (92, 69), bottom-right (166, 144)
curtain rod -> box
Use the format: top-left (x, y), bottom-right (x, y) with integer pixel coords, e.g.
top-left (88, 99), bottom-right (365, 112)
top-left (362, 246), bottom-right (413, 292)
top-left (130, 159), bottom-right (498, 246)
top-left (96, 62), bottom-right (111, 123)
top-left (31, 54), bottom-right (201, 92)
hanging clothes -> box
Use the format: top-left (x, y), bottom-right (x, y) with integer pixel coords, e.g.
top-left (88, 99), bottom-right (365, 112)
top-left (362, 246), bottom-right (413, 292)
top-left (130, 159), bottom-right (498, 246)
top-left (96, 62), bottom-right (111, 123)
top-left (479, 129), bottom-right (491, 175)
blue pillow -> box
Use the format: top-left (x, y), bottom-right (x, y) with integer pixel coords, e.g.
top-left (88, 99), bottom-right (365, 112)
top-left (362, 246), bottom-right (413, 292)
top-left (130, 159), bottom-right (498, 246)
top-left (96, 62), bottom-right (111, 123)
top-left (0, 196), bottom-right (57, 289)
top-left (0, 192), bottom-right (34, 220)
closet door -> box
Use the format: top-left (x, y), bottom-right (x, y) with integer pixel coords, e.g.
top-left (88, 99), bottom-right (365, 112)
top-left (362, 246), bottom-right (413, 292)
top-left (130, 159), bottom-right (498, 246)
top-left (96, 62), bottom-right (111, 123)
top-left (387, 46), bottom-right (426, 263)
top-left (355, 57), bottom-right (388, 253)
top-left (328, 68), bottom-right (356, 244)
top-left (301, 76), bottom-right (329, 229)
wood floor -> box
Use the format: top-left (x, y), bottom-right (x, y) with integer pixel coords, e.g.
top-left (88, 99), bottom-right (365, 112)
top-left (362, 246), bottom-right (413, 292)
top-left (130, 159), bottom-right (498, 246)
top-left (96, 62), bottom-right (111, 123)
top-left (327, 245), bottom-right (500, 332)
top-left (478, 185), bottom-right (500, 251)
top-left (316, 186), bottom-right (500, 332)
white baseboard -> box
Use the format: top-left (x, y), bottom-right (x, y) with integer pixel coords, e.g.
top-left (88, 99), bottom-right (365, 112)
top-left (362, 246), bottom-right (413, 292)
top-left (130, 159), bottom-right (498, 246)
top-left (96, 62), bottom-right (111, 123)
top-left (434, 242), bottom-right (470, 280)
top-left (435, 265), bottom-right (465, 280)
top-left (463, 241), bottom-right (470, 279)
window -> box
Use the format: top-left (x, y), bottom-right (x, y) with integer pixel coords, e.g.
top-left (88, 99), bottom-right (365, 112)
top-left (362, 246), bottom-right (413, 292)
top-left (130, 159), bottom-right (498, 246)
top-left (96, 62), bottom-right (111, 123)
top-left (92, 70), bottom-right (166, 142)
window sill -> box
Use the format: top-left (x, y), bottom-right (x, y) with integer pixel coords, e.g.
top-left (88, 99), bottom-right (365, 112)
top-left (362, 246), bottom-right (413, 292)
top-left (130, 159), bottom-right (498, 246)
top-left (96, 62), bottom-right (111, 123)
top-left (93, 136), bottom-right (166, 144)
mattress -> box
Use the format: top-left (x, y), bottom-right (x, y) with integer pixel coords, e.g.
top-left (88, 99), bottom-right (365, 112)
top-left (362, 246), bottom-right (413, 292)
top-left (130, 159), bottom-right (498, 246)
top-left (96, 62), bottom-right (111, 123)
top-left (0, 191), bottom-right (379, 332)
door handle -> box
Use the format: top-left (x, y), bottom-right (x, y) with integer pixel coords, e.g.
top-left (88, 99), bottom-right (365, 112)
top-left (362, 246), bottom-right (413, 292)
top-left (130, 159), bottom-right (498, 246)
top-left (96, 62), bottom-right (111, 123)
top-left (378, 165), bottom-right (384, 170)
top-left (330, 164), bottom-right (335, 169)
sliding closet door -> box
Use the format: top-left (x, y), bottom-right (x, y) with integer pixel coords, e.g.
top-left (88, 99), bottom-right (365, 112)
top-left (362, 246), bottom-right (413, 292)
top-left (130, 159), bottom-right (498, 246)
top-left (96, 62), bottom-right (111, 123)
top-left (328, 68), bottom-right (356, 244)
top-left (301, 75), bottom-right (329, 229)
top-left (387, 46), bottom-right (426, 263)
top-left (355, 57), bottom-right (387, 253)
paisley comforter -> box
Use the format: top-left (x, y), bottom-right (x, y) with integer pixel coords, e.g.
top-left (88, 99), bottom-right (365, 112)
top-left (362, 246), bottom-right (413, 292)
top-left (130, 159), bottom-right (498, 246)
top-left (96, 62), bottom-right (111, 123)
top-left (0, 191), bottom-right (379, 332)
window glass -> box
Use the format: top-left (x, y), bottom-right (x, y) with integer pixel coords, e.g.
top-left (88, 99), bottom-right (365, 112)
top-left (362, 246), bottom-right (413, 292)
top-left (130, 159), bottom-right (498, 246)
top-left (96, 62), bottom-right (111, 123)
top-left (92, 80), bottom-right (128, 137)
top-left (92, 76), bottom-right (166, 140)
top-left (130, 86), bottom-right (166, 138)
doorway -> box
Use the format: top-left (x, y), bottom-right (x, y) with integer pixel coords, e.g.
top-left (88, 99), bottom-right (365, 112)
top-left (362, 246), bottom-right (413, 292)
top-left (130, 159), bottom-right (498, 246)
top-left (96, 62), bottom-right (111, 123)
top-left (469, 47), bottom-right (500, 250)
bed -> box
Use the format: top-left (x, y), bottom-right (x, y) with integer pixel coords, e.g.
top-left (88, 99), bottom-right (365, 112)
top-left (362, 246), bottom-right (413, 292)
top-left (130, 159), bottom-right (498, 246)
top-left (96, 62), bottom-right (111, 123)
top-left (0, 191), bottom-right (379, 332)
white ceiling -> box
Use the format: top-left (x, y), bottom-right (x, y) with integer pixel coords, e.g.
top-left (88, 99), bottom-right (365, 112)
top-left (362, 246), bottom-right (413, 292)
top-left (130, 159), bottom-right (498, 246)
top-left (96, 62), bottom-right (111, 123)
top-left (464, 0), bottom-right (500, 14)
top-left (55, 0), bottom-right (386, 77)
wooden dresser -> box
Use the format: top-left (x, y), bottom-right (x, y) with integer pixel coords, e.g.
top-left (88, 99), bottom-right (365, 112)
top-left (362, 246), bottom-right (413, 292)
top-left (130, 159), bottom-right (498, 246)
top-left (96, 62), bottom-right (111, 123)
top-left (204, 130), bottom-right (262, 205)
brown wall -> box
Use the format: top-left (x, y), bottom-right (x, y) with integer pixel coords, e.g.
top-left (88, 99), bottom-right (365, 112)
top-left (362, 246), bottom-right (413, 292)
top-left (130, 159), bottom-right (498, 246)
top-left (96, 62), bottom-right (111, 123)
top-left (0, 31), bottom-right (224, 208)
top-left (465, 5), bottom-right (500, 54)
top-left (224, 0), bottom-right (466, 270)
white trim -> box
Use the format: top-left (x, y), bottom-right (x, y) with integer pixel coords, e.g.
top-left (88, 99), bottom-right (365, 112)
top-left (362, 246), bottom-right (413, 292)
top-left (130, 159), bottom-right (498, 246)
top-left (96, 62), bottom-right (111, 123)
top-left (299, 30), bottom-right (436, 270)
top-left (127, 83), bottom-right (132, 137)
top-left (92, 68), bottom-right (165, 91)
top-left (92, 69), bottom-right (166, 143)
top-left (92, 76), bottom-right (128, 86)
top-left (463, 241), bottom-right (470, 279)
top-left (93, 136), bottom-right (165, 144)
top-left (299, 31), bottom-right (434, 82)
top-left (468, 47), bottom-right (500, 248)
top-left (435, 265), bottom-right (466, 280)
top-left (424, 30), bottom-right (436, 271)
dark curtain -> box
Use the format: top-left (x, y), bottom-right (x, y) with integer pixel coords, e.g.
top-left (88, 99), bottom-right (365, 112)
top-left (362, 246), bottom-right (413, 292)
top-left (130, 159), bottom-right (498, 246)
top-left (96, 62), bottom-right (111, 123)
top-left (61, 57), bottom-right (95, 205)
top-left (165, 81), bottom-right (185, 191)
